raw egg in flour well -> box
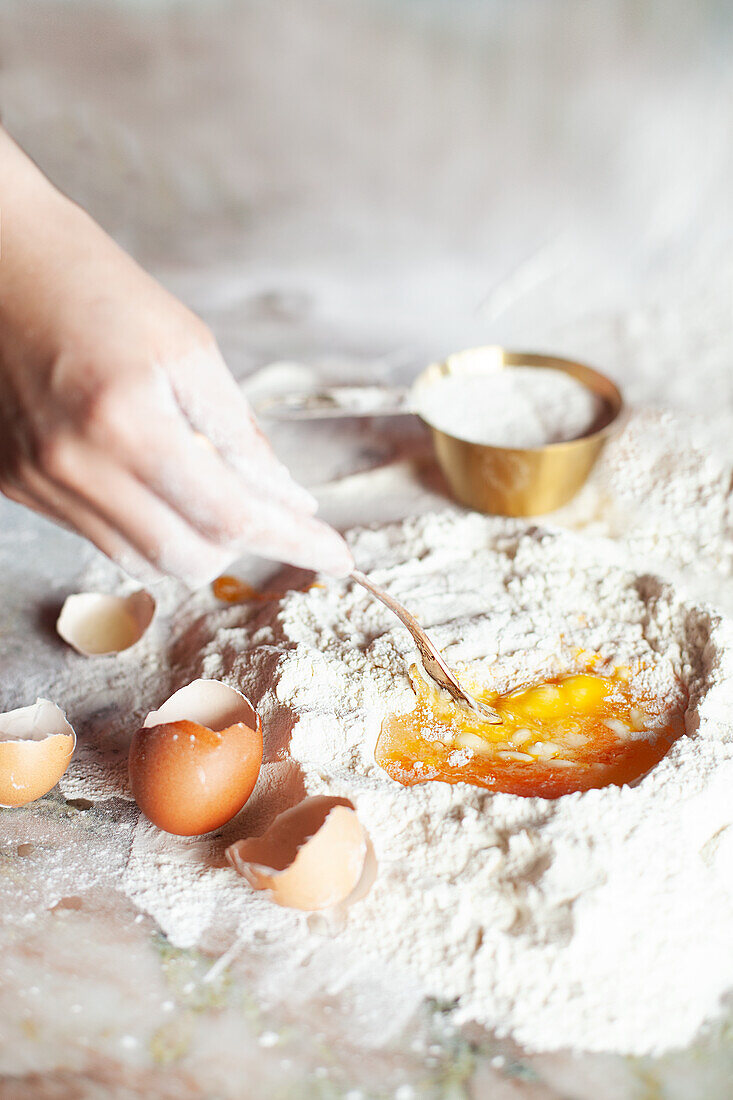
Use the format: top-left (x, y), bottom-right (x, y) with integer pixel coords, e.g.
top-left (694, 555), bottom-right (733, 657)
top-left (129, 679), bottom-right (262, 835)
top-left (376, 663), bottom-right (687, 798)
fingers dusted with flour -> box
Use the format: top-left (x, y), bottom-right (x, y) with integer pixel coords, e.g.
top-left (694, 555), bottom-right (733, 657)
top-left (0, 127), bottom-right (353, 584)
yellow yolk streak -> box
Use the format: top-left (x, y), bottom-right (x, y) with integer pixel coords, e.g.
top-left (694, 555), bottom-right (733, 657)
top-left (375, 666), bottom-right (686, 798)
top-left (212, 575), bottom-right (265, 603)
top-left (213, 576), bottom-right (327, 605)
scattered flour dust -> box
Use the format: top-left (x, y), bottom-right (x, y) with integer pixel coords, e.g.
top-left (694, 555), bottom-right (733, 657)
top-left (114, 508), bottom-right (733, 1057)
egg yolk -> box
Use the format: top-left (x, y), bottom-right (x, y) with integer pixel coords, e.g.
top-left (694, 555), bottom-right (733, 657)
top-left (212, 575), bottom-right (266, 603)
top-left (212, 576), bottom-right (326, 604)
top-left (375, 665), bottom-right (685, 798)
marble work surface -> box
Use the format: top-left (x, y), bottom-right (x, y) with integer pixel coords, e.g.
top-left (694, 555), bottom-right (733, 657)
top-left (1, 1), bottom-right (733, 1096)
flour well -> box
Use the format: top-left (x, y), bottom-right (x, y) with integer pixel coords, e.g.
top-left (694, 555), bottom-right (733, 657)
top-left (84, 506), bottom-right (727, 1058)
top-left (415, 366), bottom-right (603, 447)
top-left (37, 393), bottom-right (733, 1060)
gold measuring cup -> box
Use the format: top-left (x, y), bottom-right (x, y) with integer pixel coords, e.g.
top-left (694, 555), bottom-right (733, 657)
top-left (415, 347), bottom-right (623, 516)
top-left (255, 346), bottom-right (623, 517)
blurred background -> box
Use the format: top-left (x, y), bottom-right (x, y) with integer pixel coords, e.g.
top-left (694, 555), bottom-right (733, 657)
top-left (2, 0), bottom-right (732, 411)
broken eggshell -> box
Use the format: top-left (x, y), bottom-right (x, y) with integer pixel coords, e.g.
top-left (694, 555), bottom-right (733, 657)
top-left (0, 699), bottom-right (76, 807)
top-left (57, 590), bottom-right (155, 656)
top-left (142, 679), bottom-right (258, 732)
top-left (225, 795), bottom-right (375, 912)
top-left (129, 679), bottom-right (263, 836)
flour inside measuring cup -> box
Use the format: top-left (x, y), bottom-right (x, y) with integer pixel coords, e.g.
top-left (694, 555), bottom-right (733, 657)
top-left (416, 366), bottom-right (604, 448)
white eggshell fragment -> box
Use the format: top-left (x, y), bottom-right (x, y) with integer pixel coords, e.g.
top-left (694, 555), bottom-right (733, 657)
top-left (0, 699), bottom-right (76, 807)
top-left (226, 796), bottom-right (374, 912)
top-left (57, 590), bottom-right (155, 655)
top-left (143, 678), bottom-right (258, 731)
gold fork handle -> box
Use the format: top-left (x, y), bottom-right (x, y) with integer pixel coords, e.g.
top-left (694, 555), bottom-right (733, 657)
top-left (255, 385), bottom-right (412, 421)
top-left (350, 570), bottom-right (501, 724)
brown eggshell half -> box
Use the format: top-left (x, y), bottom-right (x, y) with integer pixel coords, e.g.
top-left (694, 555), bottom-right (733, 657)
top-left (57, 590), bottom-right (155, 655)
top-left (0, 699), bottom-right (76, 808)
top-left (225, 796), bottom-right (372, 911)
top-left (129, 679), bottom-right (262, 836)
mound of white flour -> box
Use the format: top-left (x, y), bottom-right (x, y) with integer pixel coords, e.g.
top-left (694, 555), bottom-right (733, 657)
top-left (414, 366), bottom-right (604, 447)
top-left (129, 509), bottom-right (733, 1057)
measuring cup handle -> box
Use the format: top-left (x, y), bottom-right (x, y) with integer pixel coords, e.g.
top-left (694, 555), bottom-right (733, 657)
top-left (253, 385), bottom-right (413, 421)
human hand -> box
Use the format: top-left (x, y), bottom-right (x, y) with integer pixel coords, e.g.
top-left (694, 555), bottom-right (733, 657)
top-left (0, 129), bottom-right (353, 586)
